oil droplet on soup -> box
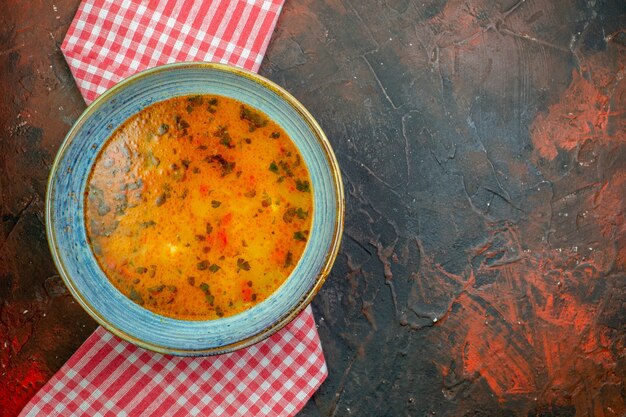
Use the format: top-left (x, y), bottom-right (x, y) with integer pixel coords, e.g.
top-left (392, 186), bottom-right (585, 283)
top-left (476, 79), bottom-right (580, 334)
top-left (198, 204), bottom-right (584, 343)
top-left (85, 95), bottom-right (313, 320)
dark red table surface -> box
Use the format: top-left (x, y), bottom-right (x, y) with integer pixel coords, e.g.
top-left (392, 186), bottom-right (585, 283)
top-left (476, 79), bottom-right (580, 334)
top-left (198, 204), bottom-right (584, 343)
top-left (1, 1), bottom-right (625, 416)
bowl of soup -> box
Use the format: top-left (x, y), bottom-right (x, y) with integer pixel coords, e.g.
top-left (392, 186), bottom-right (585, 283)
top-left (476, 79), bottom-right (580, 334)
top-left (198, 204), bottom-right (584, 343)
top-left (46, 62), bottom-right (344, 355)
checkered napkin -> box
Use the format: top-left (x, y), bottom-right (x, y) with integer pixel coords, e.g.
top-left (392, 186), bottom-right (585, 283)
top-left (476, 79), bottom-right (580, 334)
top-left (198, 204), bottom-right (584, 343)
top-left (63, 0), bottom-right (287, 103)
top-left (20, 1), bottom-right (328, 416)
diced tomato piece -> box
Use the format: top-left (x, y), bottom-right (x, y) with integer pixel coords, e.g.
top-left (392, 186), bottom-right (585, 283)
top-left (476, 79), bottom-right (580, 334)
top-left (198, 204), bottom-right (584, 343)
top-left (221, 212), bottom-right (233, 225)
top-left (217, 228), bottom-right (228, 248)
top-left (241, 284), bottom-right (252, 302)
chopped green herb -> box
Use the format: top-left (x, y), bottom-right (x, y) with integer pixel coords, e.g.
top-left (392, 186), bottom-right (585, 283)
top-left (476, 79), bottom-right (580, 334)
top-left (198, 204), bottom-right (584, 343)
top-left (283, 207), bottom-right (307, 223)
top-left (174, 115), bottom-right (190, 130)
top-left (155, 193), bottom-right (167, 206)
top-left (294, 231), bottom-right (308, 241)
top-left (129, 288), bottom-right (144, 305)
top-left (270, 131), bottom-right (280, 139)
top-left (269, 161), bottom-right (279, 174)
top-left (295, 207), bottom-right (308, 219)
top-left (199, 282), bottom-right (214, 305)
top-left (206, 293), bottom-right (215, 305)
top-left (209, 264), bottom-right (221, 273)
top-left (211, 200), bottom-right (221, 208)
top-left (136, 266), bottom-right (148, 274)
top-left (207, 98), bottom-right (218, 113)
top-left (206, 222), bottom-right (213, 234)
top-left (214, 126), bottom-right (235, 148)
top-left (240, 105), bottom-right (268, 129)
top-left (140, 220), bottom-right (157, 228)
top-left (295, 179), bottom-right (311, 192)
top-left (222, 161), bottom-right (236, 176)
top-left (204, 154), bottom-right (236, 176)
top-left (197, 260), bottom-right (209, 270)
top-left (187, 276), bottom-right (196, 286)
top-left (284, 251), bottom-right (293, 268)
top-left (220, 136), bottom-right (232, 148)
top-left (237, 258), bottom-right (251, 272)
top-left (148, 284), bottom-right (165, 294)
top-left (188, 95), bottom-right (204, 105)
top-left (278, 160), bottom-right (293, 177)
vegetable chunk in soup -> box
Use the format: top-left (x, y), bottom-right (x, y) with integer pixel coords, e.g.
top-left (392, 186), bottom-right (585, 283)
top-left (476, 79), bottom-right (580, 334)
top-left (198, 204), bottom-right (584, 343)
top-left (85, 95), bottom-right (313, 320)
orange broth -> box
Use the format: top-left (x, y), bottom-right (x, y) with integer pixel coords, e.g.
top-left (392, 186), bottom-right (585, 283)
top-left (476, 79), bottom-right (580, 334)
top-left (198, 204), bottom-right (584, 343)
top-left (85, 95), bottom-right (313, 320)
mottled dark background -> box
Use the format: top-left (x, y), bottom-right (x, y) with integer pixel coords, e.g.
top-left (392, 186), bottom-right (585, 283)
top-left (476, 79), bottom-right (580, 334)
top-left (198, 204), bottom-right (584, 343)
top-left (1, 0), bottom-right (625, 416)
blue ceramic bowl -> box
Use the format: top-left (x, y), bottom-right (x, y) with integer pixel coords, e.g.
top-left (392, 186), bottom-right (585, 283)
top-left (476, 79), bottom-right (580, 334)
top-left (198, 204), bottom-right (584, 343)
top-left (46, 62), bottom-right (344, 356)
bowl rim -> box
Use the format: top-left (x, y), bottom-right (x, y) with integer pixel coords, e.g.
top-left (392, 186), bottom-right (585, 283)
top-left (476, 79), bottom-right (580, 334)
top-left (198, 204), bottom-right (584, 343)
top-left (46, 62), bottom-right (345, 355)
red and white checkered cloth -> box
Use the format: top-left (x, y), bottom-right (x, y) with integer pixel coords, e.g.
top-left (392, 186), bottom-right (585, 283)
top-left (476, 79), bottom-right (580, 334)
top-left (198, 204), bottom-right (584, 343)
top-left (20, 1), bottom-right (328, 416)
top-left (62, 0), bottom-right (286, 103)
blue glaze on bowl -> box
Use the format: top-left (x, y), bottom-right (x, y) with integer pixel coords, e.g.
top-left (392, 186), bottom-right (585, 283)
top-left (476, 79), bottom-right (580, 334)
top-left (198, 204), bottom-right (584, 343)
top-left (46, 63), bottom-right (344, 355)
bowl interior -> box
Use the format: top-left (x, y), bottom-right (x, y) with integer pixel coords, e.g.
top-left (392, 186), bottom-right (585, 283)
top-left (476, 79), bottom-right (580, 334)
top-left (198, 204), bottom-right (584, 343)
top-left (47, 63), bottom-right (343, 355)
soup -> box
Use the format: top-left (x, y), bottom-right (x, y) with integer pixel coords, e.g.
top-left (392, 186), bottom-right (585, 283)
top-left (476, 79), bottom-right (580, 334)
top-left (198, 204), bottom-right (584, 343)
top-left (85, 95), bottom-right (313, 320)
